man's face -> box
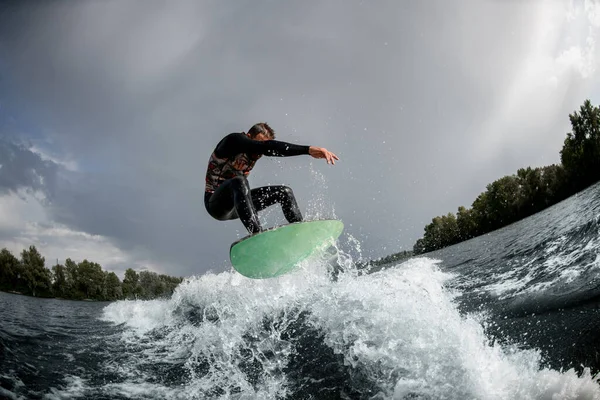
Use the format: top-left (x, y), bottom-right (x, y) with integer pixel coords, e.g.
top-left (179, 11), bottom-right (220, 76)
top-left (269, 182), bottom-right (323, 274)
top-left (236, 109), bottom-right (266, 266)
top-left (253, 133), bottom-right (270, 141)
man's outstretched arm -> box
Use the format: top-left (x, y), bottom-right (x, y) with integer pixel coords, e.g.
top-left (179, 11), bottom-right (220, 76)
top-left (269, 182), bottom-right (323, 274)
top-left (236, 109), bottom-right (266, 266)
top-left (217, 133), bottom-right (340, 165)
top-left (216, 133), bottom-right (309, 158)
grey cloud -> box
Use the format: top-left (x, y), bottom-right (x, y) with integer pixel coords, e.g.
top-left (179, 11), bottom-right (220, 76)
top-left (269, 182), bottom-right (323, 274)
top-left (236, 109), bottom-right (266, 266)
top-left (0, 140), bottom-right (59, 199)
top-left (0, 1), bottom-right (598, 275)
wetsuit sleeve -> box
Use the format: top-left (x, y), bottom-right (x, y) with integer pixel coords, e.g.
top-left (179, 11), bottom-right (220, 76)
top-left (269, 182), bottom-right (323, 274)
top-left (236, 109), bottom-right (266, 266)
top-left (215, 133), bottom-right (310, 158)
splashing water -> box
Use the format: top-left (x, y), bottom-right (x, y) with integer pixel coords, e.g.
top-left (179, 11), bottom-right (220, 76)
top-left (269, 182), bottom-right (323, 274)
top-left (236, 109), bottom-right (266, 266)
top-left (99, 252), bottom-right (600, 400)
top-left (305, 164), bottom-right (336, 221)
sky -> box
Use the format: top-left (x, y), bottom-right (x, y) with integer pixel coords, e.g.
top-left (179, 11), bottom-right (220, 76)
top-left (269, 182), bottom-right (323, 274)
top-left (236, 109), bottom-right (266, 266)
top-left (0, 0), bottom-right (599, 278)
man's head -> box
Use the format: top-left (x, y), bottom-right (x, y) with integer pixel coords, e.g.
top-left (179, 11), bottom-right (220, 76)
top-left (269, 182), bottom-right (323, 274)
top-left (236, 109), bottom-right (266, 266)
top-left (247, 122), bottom-right (275, 141)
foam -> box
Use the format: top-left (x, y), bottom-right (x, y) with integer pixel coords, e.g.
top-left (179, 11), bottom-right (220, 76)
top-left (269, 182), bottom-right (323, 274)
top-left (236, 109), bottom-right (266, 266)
top-left (99, 256), bottom-right (600, 399)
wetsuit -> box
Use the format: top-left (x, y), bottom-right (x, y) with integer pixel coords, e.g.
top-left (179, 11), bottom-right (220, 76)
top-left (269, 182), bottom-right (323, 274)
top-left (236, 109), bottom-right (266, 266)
top-left (204, 133), bottom-right (310, 234)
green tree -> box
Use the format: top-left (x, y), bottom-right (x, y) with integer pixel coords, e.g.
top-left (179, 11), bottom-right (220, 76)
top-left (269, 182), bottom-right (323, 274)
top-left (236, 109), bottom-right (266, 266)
top-left (413, 238), bottom-right (426, 254)
top-left (51, 263), bottom-right (67, 298)
top-left (122, 268), bottom-right (140, 299)
top-left (540, 164), bottom-right (568, 203)
top-left (159, 274), bottom-right (183, 296)
top-left (20, 246), bottom-right (52, 297)
top-left (441, 213), bottom-right (460, 246)
top-left (560, 99), bottom-right (600, 189)
top-left (64, 258), bottom-right (83, 299)
top-left (416, 212), bottom-right (461, 253)
top-left (103, 271), bottom-right (122, 301)
top-left (77, 260), bottom-right (105, 299)
top-left (486, 176), bottom-right (521, 227)
top-left (471, 191), bottom-right (490, 233)
top-left (516, 167), bottom-right (543, 216)
top-left (138, 271), bottom-right (163, 300)
top-left (1, 247), bottom-right (183, 301)
top-left (422, 216), bottom-right (443, 252)
top-left (0, 248), bottom-right (21, 291)
top-left (456, 206), bottom-right (477, 240)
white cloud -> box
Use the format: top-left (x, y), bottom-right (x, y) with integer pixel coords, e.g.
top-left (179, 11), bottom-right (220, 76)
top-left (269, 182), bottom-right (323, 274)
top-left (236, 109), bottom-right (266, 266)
top-left (0, 191), bottom-right (161, 277)
top-left (556, 43), bottom-right (594, 78)
top-left (585, 0), bottom-right (600, 27)
top-left (475, 1), bottom-right (600, 167)
top-left (0, 190), bottom-right (46, 230)
top-left (29, 145), bottom-right (79, 172)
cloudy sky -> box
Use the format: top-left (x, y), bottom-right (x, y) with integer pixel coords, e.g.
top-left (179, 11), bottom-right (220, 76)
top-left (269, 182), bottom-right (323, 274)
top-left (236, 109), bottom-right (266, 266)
top-left (1, 0), bottom-right (599, 278)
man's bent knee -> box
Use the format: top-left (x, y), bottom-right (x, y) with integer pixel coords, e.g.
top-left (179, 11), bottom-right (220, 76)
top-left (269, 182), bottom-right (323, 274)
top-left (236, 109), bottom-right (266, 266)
top-left (279, 185), bottom-right (295, 198)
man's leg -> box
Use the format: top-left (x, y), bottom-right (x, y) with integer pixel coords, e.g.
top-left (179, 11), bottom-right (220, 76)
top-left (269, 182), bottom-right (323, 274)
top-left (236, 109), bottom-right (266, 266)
top-left (207, 176), bottom-right (262, 233)
top-left (250, 185), bottom-right (303, 224)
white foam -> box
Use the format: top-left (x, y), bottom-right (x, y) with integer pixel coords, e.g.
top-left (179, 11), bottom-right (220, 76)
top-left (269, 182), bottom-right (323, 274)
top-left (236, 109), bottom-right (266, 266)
top-left (44, 376), bottom-right (88, 400)
top-left (475, 225), bottom-right (600, 300)
top-left (101, 298), bottom-right (173, 333)
top-left (99, 256), bottom-right (600, 399)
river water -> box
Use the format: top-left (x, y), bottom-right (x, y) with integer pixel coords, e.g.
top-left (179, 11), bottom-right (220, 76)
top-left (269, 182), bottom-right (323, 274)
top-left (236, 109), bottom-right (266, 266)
top-left (1, 182), bottom-right (599, 399)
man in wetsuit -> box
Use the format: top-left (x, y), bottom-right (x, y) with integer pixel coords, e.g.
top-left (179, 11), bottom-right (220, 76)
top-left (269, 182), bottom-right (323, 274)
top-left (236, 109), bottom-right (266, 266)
top-left (205, 122), bottom-right (339, 234)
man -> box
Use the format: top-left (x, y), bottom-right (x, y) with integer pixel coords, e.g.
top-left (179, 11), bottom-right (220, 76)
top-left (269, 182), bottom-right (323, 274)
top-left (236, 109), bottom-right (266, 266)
top-left (205, 122), bottom-right (339, 234)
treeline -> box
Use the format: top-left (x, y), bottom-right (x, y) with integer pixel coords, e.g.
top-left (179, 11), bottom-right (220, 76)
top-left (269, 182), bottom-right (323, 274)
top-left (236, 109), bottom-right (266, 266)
top-left (414, 99), bottom-right (600, 254)
top-left (0, 246), bottom-right (183, 301)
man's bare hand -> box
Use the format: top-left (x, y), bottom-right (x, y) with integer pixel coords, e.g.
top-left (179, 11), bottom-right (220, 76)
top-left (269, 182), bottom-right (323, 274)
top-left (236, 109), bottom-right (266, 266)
top-left (308, 146), bottom-right (339, 165)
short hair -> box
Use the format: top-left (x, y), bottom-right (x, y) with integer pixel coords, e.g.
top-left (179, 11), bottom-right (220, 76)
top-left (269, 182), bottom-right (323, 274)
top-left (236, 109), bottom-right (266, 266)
top-left (248, 122), bottom-right (275, 139)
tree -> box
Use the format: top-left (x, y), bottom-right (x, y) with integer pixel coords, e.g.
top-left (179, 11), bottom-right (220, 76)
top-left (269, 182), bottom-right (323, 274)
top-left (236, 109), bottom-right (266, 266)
top-left (20, 246), bottom-right (51, 297)
top-left (122, 268), bottom-right (140, 299)
top-left (413, 238), bottom-right (426, 254)
top-left (456, 206), bottom-right (477, 240)
top-left (441, 213), bottom-right (460, 246)
top-left (103, 271), bottom-right (122, 301)
top-left (422, 216), bottom-right (444, 252)
top-left (560, 99), bottom-right (600, 190)
top-left (2, 247), bottom-right (183, 301)
top-left (0, 248), bottom-right (21, 291)
top-left (486, 176), bottom-right (521, 227)
top-left (138, 271), bottom-right (165, 300)
top-left (51, 263), bottom-right (67, 297)
top-left (416, 212), bottom-right (462, 253)
top-left (540, 164), bottom-right (568, 203)
top-left (516, 167), bottom-right (543, 216)
top-left (64, 258), bottom-right (82, 298)
top-left (159, 274), bottom-right (183, 296)
top-left (471, 191), bottom-right (490, 233)
top-left (77, 260), bottom-right (105, 299)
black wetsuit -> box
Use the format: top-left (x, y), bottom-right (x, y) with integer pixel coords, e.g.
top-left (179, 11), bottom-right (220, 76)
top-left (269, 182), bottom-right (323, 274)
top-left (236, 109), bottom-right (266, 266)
top-left (204, 133), bottom-right (310, 234)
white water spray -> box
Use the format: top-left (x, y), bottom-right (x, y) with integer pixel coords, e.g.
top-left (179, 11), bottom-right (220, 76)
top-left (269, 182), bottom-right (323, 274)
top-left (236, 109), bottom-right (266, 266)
top-left (99, 253), bottom-right (600, 400)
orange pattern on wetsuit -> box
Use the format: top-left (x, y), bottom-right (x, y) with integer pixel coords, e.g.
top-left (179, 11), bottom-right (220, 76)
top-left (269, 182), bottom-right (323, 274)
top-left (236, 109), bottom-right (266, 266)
top-left (205, 151), bottom-right (261, 193)
top-left (204, 132), bottom-right (310, 194)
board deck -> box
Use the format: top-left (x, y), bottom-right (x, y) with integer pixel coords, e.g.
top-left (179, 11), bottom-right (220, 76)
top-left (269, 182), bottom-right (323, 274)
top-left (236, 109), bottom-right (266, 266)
top-left (230, 219), bottom-right (344, 279)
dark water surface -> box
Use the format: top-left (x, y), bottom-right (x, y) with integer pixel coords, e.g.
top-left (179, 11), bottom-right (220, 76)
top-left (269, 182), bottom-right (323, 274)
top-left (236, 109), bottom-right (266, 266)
top-left (432, 182), bottom-right (600, 374)
top-left (1, 183), bottom-right (599, 399)
top-left (0, 294), bottom-right (115, 399)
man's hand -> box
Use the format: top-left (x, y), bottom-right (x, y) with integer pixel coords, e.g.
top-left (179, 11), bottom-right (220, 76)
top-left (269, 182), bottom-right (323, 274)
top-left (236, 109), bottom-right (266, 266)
top-left (308, 146), bottom-right (339, 165)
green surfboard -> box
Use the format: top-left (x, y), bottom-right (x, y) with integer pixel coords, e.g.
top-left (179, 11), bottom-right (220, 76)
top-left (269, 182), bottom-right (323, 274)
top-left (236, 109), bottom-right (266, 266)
top-left (230, 219), bottom-right (344, 279)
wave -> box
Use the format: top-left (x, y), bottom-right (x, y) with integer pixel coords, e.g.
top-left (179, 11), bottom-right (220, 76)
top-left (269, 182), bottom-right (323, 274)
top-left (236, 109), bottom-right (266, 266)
top-left (95, 255), bottom-right (600, 399)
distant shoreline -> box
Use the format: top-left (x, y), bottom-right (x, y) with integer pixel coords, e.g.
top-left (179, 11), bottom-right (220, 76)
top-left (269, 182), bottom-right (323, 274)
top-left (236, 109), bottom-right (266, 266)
top-left (0, 247), bottom-right (183, 302)
top-left (412, 99), bottom-right (600, 255)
